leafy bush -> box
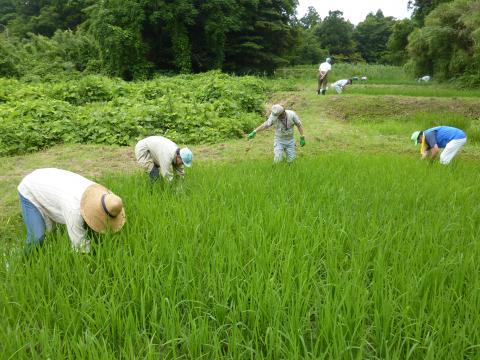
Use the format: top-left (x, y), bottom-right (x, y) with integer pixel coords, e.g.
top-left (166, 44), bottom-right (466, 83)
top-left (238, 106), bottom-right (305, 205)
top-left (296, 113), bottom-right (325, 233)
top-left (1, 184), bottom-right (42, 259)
top-left (0, 72), bottom-right (266, 156)
top-left (0, 100), bottom-right (75, 156)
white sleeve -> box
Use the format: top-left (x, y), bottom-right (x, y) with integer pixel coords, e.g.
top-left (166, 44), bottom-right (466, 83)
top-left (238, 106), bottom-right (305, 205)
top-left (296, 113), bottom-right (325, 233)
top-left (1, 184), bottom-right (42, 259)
top-left (66, 213), bottom-right (90, 253)
top-left (292, 112), bottom-right (301, 126)
top-left (159, 161), bottom-right (174, 181)
top-left (262, 114), bottom-right (275, 129)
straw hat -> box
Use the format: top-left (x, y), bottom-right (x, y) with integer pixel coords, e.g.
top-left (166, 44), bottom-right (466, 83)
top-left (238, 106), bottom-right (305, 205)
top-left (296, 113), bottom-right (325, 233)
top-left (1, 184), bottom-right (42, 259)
top-left (80, 184), bottom-right (126, 233)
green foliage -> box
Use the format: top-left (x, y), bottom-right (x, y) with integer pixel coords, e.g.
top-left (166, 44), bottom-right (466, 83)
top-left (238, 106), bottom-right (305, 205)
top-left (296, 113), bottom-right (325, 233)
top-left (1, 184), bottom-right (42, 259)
top-left (0, 30), bottom-right (99, 80)
top-left (315, 10), bottom-right (357, 56)
top-left (353, 10), bottom-right (395, 63)
top-left (408, 0), bottom-right (454, 25)
top-left (0, 99), bottom-right (74, 155)
top-left (406, 0), bottom-right (480, 84)
top-left (0, 72), bottom-right (266, 156)
top-left (0, 33), bottom-right (21, 76)
top-left (299, 6), bottom-right (321, 29)
top-left (5, 0), bottom-right (93, 37)
top-left (223, 0), bottom-right (297, 74)
top-left (386, 19), bottom-right (416, 65)
top-left (86, 0), bottom-right (150, 80)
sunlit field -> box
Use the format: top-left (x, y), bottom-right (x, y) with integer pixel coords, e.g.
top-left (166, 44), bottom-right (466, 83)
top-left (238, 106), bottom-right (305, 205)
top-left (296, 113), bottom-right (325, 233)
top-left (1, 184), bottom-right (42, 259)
top-left (2, 155), bottom-right (480, 358)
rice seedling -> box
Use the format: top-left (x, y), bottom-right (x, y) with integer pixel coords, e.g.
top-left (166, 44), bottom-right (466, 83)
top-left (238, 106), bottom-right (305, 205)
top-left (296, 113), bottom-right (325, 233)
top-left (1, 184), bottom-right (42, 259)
top-left (1, 154), bottom-right (479, 359)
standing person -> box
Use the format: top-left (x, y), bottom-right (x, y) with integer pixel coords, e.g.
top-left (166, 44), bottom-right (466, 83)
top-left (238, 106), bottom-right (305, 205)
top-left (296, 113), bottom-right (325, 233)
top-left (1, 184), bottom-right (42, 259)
top-left (135, 136), bottom-right (193, 181)
top-left (18, 168), bottom-right (126, 254)
top-left (332, 79), bottom-right (353, 94)
top-left (411, 126), bottom-right (467, 164)
top-left (247, 104), bottom-right (305, 163)
top-left (317, 57), bottom-right (332, 95)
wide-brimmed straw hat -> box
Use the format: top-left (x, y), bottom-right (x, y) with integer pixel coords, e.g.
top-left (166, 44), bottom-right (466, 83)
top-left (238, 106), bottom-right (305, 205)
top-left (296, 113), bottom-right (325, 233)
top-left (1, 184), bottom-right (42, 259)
top-left (80, 184), bottom-right (126, 233)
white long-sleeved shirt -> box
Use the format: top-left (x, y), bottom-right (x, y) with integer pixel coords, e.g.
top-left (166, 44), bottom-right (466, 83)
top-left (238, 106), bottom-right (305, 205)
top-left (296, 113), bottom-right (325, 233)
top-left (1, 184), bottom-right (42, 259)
top-left (135, 136), bottom-right (184, 181)
top-left (261, 110), bottom-right (302, 140)
top-left (18, 168), bottom-right (93, 252)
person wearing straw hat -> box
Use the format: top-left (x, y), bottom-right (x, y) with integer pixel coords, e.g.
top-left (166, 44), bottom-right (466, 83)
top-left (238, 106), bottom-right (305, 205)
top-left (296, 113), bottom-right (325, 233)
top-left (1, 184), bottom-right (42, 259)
top-left (17, 168), bottom-right (125, 253)
top-left (317, 57), bottom-right (332, 95)
top-left (247, 104), bottom-right (305, 163)
top-left (135, 136), bottom-right (193, 181)
top-left (410, 126), bottom-right (467, 165)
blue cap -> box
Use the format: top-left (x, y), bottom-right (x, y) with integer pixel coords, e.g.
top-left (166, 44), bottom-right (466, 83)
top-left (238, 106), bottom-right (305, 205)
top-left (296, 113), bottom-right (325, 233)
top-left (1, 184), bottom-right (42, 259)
top-left (180, 147), bottom-right (193, 167)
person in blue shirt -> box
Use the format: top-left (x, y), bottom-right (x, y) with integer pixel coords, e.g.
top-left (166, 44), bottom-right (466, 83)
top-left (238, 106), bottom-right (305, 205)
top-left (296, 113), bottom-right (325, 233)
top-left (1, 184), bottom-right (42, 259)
top-left (411, 126), bottom-right (467, 164)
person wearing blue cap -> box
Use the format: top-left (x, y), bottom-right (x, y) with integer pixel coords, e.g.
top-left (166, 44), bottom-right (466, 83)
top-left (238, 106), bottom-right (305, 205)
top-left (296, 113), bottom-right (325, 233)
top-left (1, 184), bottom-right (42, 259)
top-left (410, 126), bottom-right (467, 165)
top-left (135, 136), bottom-right (193, 181)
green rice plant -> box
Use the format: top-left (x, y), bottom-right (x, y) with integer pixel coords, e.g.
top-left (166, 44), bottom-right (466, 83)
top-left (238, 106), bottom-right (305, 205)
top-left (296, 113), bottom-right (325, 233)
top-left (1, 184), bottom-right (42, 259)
top-left (2, 154), bottom-right (480, 358)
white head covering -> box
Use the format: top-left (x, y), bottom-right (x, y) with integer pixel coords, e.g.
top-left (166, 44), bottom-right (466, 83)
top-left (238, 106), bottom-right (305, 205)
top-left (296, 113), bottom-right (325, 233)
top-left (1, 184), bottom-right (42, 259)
top-left (271, 104), bottom-right (285, 118)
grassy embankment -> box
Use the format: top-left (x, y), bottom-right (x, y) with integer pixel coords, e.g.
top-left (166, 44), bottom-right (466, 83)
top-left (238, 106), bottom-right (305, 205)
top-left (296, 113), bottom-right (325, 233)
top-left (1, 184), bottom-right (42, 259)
top-left (1, 64), bottom-right (480, 358)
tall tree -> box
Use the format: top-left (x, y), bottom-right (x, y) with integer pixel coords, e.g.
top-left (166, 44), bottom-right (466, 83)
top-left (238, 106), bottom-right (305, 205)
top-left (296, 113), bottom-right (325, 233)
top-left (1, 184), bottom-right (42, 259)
top-left (354, 10), bottom-right (395, 63)
top-left (0, 0), bottom-right (16, 25)
top-left (223, 0), bottom-right (298, 74)
top-left (407, 0), bottom-right (480, 84)
top-left (86, 0), bottom-right (149, 79)
top-left (6, 0), bottom-right (93, 36)
top-left (315, 10), bottom-right (356, 56)
top-left (407, 0), bottom-right (454, 25)
top-left (189, 0), bottom-right (239, 71)
top-left (386, 19), bottom-right (415, 65)
top-left (299, 6), bottom-right (320, 29)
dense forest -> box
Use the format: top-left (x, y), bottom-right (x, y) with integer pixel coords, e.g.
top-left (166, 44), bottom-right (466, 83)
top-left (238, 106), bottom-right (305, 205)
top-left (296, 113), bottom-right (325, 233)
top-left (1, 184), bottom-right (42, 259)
top-left (0, 0), bottom-right (479, 84)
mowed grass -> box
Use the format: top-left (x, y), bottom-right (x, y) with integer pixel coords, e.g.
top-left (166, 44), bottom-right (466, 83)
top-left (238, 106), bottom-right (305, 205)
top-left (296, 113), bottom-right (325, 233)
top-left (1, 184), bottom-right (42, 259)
top-left (2, 154), bottom-right (480, 359)
top-left (345, 84), bottom-right (480, 98)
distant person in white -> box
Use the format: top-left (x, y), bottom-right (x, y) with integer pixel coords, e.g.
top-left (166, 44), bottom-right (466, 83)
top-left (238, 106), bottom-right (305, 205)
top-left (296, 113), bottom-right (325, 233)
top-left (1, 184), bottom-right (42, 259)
top-left (18, 168), bottom-right (125, 253)
top-left (332, 79), bottom-right (353, 94)
top-left (135, 136), bottom-right (193, 181)
top-left (418, 75), bottom-right (431, 82)
top-left (317, 57), bottom-right (332, 95)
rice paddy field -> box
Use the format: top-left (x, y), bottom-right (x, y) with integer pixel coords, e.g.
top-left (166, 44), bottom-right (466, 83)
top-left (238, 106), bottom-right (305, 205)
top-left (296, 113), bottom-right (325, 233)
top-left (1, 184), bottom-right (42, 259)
top-left (1, 65), bottom-right (480, 359)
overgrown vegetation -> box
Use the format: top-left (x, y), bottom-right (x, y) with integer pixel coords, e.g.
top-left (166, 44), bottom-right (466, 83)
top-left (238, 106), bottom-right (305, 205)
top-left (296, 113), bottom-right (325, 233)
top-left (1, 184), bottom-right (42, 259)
top-left (2, 155), bottom-right (480, 358)
top-left (1, 0), bottom-right (480, 85)
top-left (406, 0), bottom-right (480, 85)
top-left (0, 72), bottom-right (266, 156)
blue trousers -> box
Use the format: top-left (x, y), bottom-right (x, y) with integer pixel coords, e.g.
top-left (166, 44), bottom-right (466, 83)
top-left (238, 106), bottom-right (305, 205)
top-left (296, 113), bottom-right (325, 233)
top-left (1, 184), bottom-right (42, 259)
top-left (149, 165), bottom-right (159, 181)
top-left (19, 193), bottom-right (46, 246)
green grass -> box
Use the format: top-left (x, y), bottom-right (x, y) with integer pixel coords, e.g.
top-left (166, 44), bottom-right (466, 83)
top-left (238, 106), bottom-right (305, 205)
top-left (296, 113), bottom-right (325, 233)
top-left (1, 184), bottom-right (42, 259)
top-left (344, 84), bottom-right (480, 98)
top-left (2, 155), bottom-right (480, 359)
top-left (276, 64), bottom-right (413, 84)
top-left (2, 65), bottom-right (480, 358)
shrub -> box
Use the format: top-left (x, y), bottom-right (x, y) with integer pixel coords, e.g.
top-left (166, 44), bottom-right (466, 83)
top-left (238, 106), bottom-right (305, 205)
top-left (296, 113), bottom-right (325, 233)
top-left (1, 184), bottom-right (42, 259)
top-left (0, 73), bottom-right (266, 156)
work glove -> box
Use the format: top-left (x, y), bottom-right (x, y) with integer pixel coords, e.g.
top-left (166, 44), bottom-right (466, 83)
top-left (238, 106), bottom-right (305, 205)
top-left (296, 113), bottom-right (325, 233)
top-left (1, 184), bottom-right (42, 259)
top-left (300, 136), bottom-right (305, 147)
top-left (247, 130), bottom-right (256, 140)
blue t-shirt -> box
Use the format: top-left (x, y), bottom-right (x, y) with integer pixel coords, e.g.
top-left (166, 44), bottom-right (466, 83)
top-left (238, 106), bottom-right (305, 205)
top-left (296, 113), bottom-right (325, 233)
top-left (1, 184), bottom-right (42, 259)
top-left (424, 126), bottom-right (466, 149)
